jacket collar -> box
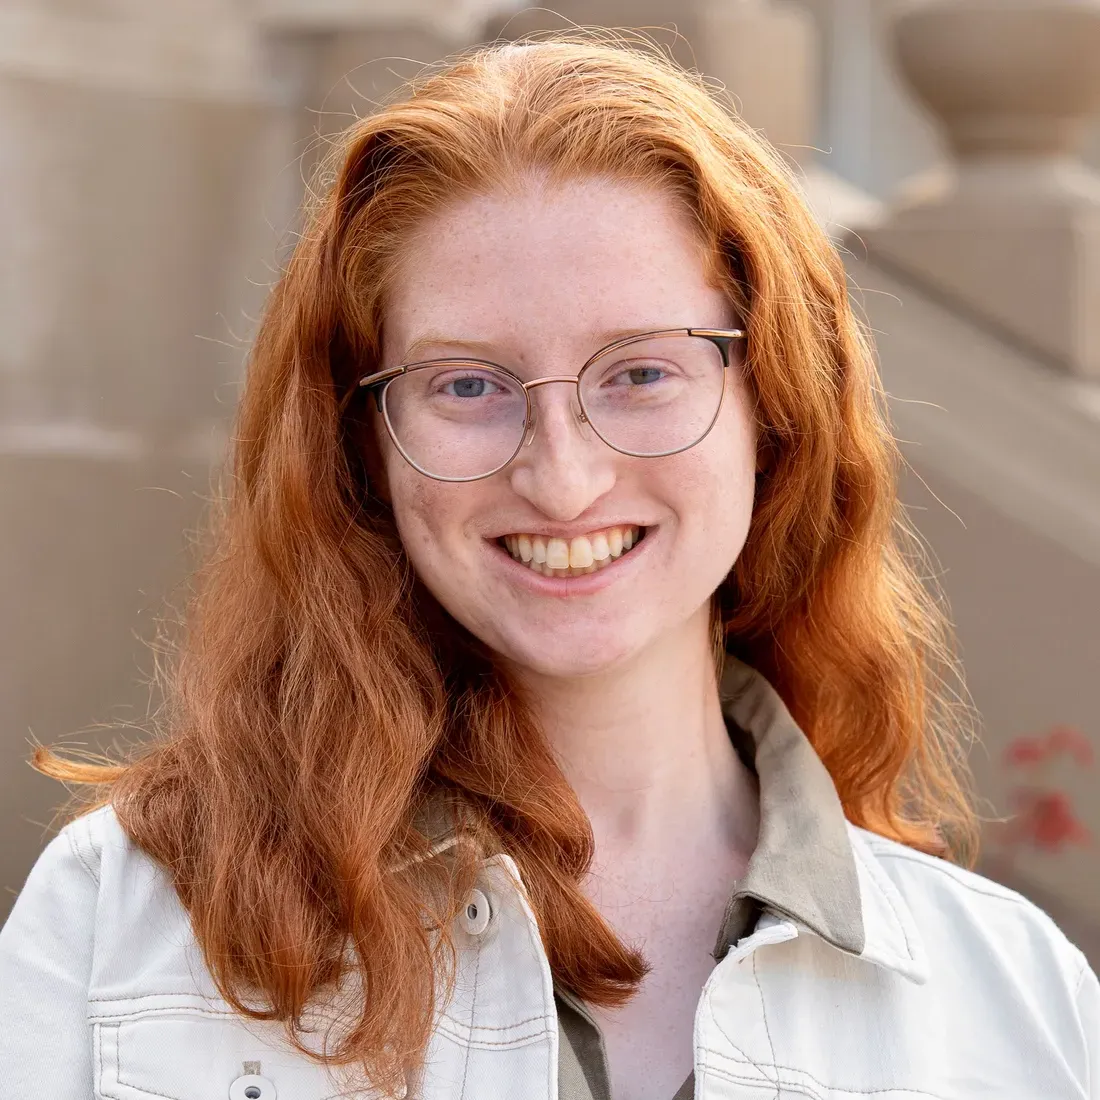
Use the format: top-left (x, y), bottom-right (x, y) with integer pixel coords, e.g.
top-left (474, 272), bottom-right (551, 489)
top-left (844, 824), bottom-right (929, 983)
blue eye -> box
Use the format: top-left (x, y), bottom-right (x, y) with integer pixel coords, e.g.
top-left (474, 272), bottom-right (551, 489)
top-left (625, 366), bottom-right (664, 385)
top-left (606, 363), bottom-right (667, 386)
top-left (443, 375), bottom-right (500, 398)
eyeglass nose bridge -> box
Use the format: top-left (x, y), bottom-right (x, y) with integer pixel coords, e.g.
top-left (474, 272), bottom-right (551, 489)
top-left (520, 375), bottom-right (590, 447)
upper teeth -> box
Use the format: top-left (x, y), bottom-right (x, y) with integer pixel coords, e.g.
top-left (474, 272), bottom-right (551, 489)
top-left (501, 526), bottom-right (644, 575)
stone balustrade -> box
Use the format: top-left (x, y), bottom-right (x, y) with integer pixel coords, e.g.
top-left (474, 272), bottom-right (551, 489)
top-left (864, 0), bottom-right (1100, 379)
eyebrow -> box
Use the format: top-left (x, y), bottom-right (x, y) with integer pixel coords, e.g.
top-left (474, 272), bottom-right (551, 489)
top-left (398, 327), bottom-right (673, 365)
top-left (399, 335), bottom-right (502, 363)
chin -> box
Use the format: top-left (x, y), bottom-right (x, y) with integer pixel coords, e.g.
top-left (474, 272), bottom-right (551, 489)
top-left (495, 626), bottom-right (647, 680)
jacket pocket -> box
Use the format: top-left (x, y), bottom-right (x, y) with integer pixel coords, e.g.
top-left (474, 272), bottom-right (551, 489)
top-left (91, 994), bottom-right (383, 1100)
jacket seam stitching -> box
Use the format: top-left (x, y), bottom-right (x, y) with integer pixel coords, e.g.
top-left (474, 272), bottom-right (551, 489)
top-left (464, 1012), bottom-right (554, 1029)
top-left (702, 967), bottom-right (780, 1090)
top-left (68, 823), bottom-right (100, 887)
top-left (1074, 956), bottom-right (1090, 998)
top-left (697, 1060), bottom-right (822, 1099)
top-left (851, 836), bottom-right (916, 959)
top-left (458, 931), bottom-right (481, 1100)
top-left (545, 994), bottom-right (553, 1100)
top-left (435, 1024), bottom-right (554, 1048)
top-left (87, 998), bottom-right (229, 1007)
top-left (868, 848), bottom-right (1047, 908)
top-left (95, 1019), bottom-right (106, 1098)
top-left (91, 999), bottom-right (554, 1033)
top-left (88, 1007), bottom-right (235, 1022)
top-left (493, 856), bottom-right (563, 1056)
top-left (700, 1053), bottom-right (949, 1098)
top-left (752, 952), bottom-right (781, 1100)
top-left (89, 995), bottom-right (232, 1003)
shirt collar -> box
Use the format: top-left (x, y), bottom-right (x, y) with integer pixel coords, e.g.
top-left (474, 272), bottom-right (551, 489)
top-left (718, 655), bottom-right (927, 984)
top-left (713, 655), bottom-right (865, 960)
top-left (411, 656), bottom-right (928, 985)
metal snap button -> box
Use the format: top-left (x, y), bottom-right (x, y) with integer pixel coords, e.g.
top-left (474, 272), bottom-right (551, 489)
top-left (458, 887), bottom-right (492, 935)
top-left (229, 1073), bottom-right (277, 1100)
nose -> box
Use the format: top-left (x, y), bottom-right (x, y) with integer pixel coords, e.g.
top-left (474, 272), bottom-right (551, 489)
top-left (507, 382), bottom-right (616, 520)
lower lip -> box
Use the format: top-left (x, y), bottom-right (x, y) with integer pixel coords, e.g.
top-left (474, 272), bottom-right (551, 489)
top-left (487, 531), bottom-right (655, 596)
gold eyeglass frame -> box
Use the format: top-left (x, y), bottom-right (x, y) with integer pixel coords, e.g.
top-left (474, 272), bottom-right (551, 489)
top-left (340, 327), bottom-right (747, 483)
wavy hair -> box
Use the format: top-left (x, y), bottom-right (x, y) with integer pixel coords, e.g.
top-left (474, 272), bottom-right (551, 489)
top-left (35, 33), bottom-right (976, 1096)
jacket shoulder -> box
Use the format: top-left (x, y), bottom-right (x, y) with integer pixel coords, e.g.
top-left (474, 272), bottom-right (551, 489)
top-left (853, 826), bottom-right (1091, 990)
top-left (60, 800), bottom-right (184, 907)
top-left (54, 802), bottom-right (221, 1001)
top-left (57, 801), bottom-right (134, 885)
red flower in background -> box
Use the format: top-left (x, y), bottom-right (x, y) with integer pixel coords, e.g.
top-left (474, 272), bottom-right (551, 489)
top-left (1046, 725), bottom-right (1095, 766)
top-left (1003, 725), bottom-right (1094, 770)
top-left (1002, 789), bottom-right (1092, 852)
top-left (995, 725), bottom-right (1094, 857)
top-left (1003, 737), bottom-right (1049, 767)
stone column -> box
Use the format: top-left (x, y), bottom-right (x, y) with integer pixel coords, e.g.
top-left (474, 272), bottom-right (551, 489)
top-left (254, 0), bottom-right (496, 226)
top-left (0, 2), bottom-right (286, 915)
top-left (864, 0), bottom-right (1100, 378)
top-left (0, 4), bottom-right (281, 453)
top-left (797, 0), bottom-right (945, 199)
top-left (696, 0), bottom-right (818, 173)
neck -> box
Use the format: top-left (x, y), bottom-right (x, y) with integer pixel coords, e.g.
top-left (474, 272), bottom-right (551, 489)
top-left (510, 605), bottom-right (760, 861)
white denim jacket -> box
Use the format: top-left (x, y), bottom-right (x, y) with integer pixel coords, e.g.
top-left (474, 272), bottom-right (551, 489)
top-left (2, 662), bottom-right (1098, 1100)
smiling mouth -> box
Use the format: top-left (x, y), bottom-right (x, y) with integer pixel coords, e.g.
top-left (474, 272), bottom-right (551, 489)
top-left (497, 525), bottom-right (648, 578)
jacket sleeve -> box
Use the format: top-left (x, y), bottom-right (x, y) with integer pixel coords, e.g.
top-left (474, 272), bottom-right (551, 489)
top-left (0, 825), bottom-right (97, 1100)
top-left (1079, 957), bottom-right (1100, 1100)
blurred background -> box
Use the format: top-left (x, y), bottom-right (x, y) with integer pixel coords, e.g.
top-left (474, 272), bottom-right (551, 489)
top-left (2, 0), bottom-right (1099, 963)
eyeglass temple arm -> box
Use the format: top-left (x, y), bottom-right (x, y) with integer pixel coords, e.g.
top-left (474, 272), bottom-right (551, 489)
top-left (689, 328), bottom-right (747, 367)
top-left (347, 365), bottom-right (405, 413)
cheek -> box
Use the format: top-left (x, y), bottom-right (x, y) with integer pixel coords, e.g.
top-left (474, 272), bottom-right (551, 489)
top-left (388, 470), bottom-right (446, 563)
top-left (673, 399), bottom-right (758, 561)
top-left (373, 412), bottom-right (434, 526)
top-left (384, 462), bottom-right (482, 615)
top-left (682, 453), bottom-right (754, 543)
top-left (698, 376), bottom-right (758, 482)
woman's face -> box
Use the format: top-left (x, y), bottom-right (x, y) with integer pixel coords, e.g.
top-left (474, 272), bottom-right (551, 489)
top-left (376, 179), bottom-right (758, 679)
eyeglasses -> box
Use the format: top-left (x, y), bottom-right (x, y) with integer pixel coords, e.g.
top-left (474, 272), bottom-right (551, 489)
top-left (344, 327), bottom-right (747, 483)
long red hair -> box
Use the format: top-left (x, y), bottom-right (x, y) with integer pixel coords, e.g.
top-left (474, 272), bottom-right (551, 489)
top-left (35, 34), bottom-right (976, 1095)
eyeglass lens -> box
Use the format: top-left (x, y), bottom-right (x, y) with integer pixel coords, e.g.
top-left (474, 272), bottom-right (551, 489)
top-left (381, 334), bottom-right (726, 480)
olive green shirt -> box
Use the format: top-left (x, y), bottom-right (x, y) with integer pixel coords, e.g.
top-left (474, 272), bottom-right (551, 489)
top-left (553, 656), bottom-right (865, 1100)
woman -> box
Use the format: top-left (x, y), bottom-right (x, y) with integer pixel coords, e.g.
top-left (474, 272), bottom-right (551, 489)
top-left (0, 34), bottom-right (1095, 1100)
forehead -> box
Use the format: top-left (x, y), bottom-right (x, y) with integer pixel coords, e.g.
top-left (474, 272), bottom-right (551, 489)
top-left (382, 178), bottom-right (733, 362)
